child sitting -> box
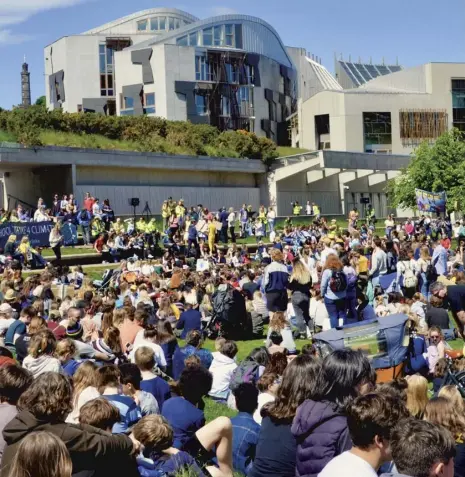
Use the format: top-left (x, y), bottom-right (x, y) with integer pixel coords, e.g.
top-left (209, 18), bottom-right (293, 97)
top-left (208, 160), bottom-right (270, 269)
top-left (374, 295), bottom-right (389, 317)
top-left (161, 364), bottom-right (212, 452)
top-left (267, 331), bottom-right (286, 355)
top-left (98, 365), bottom-right (142, 434)
top-left (56, 339), bottom-right (81, 377)
top-left (253, 372), bottom-right (279, 425)
top-left (133, 414), bottom-right (233, 477)
top-left (79, 397), bottom-right (121, 431)
top-left (265, 312), bottom-right (296, 354)
top-left (209, 340), bottom-right (238, 403)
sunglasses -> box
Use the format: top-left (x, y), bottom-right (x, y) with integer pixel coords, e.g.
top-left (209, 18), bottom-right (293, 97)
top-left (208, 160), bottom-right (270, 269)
top-left (431, 335), bottom-right (440, 340)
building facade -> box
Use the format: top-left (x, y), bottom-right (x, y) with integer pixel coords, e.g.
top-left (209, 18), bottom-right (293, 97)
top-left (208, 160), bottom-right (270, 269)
top-left (44, 8), bottom-right (322, 144)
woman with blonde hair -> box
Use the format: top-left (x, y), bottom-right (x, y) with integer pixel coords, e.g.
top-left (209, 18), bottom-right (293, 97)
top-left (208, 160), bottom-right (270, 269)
top-left (22, 330), bottom-right (60, 378)
top-left (320, 255), bottom-right (347, 329)
top-left (48, 222), bottom-right (63, 262)
top-left (288, 258), bottom-right (312, 338)
top-left (424, 396), bottom-right (465, 477)
top-left (415, 245), bottom-right (434, 299)
top-left (14, 316), bottom-right (47, 364)
top-left (263, 248), bottom-right (289, 316)
top-left (265, 311), bottom-right (296, 354)
top-left (66, 361), bottom-right (100, 424)
top-left (8, 430), bottom-right (72, 477)
top-left (438, 385), bottom-right (465, 413)
top-left (405, 374), bottom-right (429, 418)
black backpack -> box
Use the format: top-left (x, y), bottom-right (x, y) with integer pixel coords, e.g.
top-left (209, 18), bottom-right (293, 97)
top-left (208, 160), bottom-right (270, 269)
top-left (425, 260), bottom-right (438, 282)
top-left (212, 284), bottom-right (246, 325)
top-left (230, 358), bottom-right (260, 392)
top-left (80, 210), bottom-right (88, 220)
top-left (329, 270), bottom-right (347, 293)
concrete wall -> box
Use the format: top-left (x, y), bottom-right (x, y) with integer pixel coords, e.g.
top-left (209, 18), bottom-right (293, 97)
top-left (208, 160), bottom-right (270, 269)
top-left (300, 63), bottom-right (465, 155)
top-left (75, 184), bottom-right (260, 215)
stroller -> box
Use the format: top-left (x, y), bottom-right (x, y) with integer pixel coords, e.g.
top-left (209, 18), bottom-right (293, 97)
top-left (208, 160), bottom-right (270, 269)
top-left (93, 268), bottom-right (114, 291)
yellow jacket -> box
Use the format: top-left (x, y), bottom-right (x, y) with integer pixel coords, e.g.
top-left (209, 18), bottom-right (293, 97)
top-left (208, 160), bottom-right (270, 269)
top-left (136, 219), bottom-right (147, 233)
top-left (161, 204), bottom-right (170, 218)
top-left (175, 205), bottom-right (185, 218)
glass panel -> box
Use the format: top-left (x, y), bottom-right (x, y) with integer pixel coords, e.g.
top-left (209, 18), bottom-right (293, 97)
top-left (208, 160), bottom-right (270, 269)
top-left (99, 44), bottom-right (105, 54)
top-left (100, 75), bottom-right (106, 89)
top-left (343, 322), bottom-right (388, 360)
top-left (124, 97), bottom-right (134, 109)
top-left (99, 54), bottom-right (106, 73)
top-left (174, 18), bottom-right (180, 29)
top-left (101, 90), bottom-right (107, 96)
top-left (106, 48), bottom-right (113, 65)
top-left (107, 75), bottom-right (113, 89)
top-left (144, 107), bottom-right (156, 115)
top-left (150, 18), bottom-right (159, 30)
top-left (221, 96), bottom-right (230, 116)
top-left (145, 93), bottom-right (155, 106)
top-left (108, 90), bottom-right (114, 96)
top-left (120, 110), bottom-right (133, 116)
top-left (225, 24), bottom-right (234, 46)
top-left (214, 26), bottom-right (222, 46)
top-left (177, 36), bottom-right (188, 46)
top-left (159, 17), bottom-right (166, 30)
top-left (189, 32), bottom-right (198, 46)
top-left (168, 17), bottom-right (175, 30)
top-left (195, 94), bottom-right (207, 115)
top-left (202, 27), bottom-right (213, 46)
top-left (137, 20), bottom-right (147, 31)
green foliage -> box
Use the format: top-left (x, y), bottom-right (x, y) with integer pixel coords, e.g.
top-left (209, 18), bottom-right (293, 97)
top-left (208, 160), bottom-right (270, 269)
top-left (388, 129), bottom-right (465, 212)
top-left (35, 96), bottom-right (46, 107)
top-left (0, 107), bottom-right (277, 163)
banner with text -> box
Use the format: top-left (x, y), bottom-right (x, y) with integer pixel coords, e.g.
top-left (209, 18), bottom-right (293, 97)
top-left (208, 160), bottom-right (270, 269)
top-left (415, 189), bottom-right (446, 214)
top-left (0, 222), bottom-right (54, 250)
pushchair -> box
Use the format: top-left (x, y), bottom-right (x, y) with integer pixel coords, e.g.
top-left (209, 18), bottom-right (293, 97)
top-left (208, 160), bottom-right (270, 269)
top-left (93, 268), bottom-right (114, 291)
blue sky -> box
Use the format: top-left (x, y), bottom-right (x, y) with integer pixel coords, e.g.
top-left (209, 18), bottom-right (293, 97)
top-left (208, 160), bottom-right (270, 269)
top-left (0, 0), bottom-right (463, 109)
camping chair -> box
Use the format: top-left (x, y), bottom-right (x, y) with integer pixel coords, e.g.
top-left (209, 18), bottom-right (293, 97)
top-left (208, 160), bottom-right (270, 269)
top-left (93, 268), bottom-right (114, 291)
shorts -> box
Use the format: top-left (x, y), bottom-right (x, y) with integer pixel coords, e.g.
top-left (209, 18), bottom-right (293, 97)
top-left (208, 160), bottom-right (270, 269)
top-left (266, 290), bottom-right (288, 312)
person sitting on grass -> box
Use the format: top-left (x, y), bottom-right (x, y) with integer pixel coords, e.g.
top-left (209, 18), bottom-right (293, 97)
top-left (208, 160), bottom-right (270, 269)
top-left (209, 340), bottom-right (238, 403)
top-left (135, 346), bottom-right (171, 410)
top-left (161, 364), bottom-right (212, 452)
top-left (98, 365), bottom-right (142, 434)
top-left (78, 397), bottom-right (121, 432)
top-left (267, 330), bottom-right (286, 355)
top-left (265, 312), bottom-right (296, 354)
top-left (119, 363), bottom-right (159, 416)
top-left (230, 383), bottom-right (261, 475)
top-left (133, 414), bottom-right (233, 477)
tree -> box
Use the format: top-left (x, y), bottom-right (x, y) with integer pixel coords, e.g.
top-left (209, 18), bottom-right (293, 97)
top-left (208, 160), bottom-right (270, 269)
top-left (388, 129), bottom-right (465, 212)
top-left (35, 96), bottom-right (46, 107)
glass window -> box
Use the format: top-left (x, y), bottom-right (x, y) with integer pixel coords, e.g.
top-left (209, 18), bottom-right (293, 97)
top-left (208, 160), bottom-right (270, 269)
top-left (195, 94), bottom-right (207, 115)
top-left (124, 96), bottom-right (134, 109)
top-left (168, 17), bottom-right (175, 30)
top-left (159, 17), bottom-right (166, 30)
top-left (107, 75), bottom-right (113, 89)
top-left (100, 75), bottom-right (106, 89)
top-left (106, 47), bottom-right (113, 66)
top-left (101, 90), bottom-right (107, 96)
top-left (137, 20), bottom-right (148, 31)
top-left (245, 65), bottom-right (254, 84)
top-left (225, 24), bottom-right (234, 46)
top-left (202, 27), bottom-right (213, 46)
top-left (150, 18), bottom-right (159, 30)
top-left (99, 54), bottom-right (106, 73)
top-left (145, 93), bottom-right (155, 107)
top-left (451, 80), bottom-right (465, 132)
top-left (221, 95), bottom-right (230, 116)
top-left (177, 36), bottom-right (188, 46)
top-left (195, 55), bottom-right (207, 81)
top-left (99, 44), bottom-right (105, 54)
top-left (214, 26), bottom-right (222, 46)
top-left (363, 112), bottom-right (392, 153)
top-left (108, 90), bottom-right (114, 96)
top-left (225, 63), bottom-right (238, 83)
top-left (189, 31), bottom-right (198, 46)
top-left (174, 18), bottom-right (180, 29)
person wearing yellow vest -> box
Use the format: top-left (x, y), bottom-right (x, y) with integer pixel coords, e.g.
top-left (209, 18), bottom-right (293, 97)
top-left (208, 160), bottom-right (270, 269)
top-left (312, 202), bottom-right (320, 218)
top-left (161, 201), bottom-right (170, 230)
top-left (146, 218), bottom-right (158, 234)
top-left (136, 218), bottom-right (147, 233)
top-left (292, 201), bottom-right (303, 216)
top-left (175, 200), bottom-right (186, 219)
top-left (111, 218), bottom-right (125, 235)
top-left (90, 216), bottom-right (105, 238)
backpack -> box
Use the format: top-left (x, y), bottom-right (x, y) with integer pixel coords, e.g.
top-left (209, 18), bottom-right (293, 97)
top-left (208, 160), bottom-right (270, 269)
top-left (329, 270), bottom-right (347, 293)
top-left (403, 262), bottom-right (418, 289)
top-left (425, 260), bottom-right (438, 283)
top-left (79, 210), bottom-right (88, 221)
top-left (212, 284), bottom-right (246, 325)
top-left (230, 359), bottom-right (260, 392)
top-left (346, 272), bottom-right (358, 290)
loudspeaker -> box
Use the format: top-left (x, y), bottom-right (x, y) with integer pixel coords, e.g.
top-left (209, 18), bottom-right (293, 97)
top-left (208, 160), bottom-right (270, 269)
top-left (129, 198), bottom-right (140, 207)
top-left (360, 197), bottom-right (370, 204)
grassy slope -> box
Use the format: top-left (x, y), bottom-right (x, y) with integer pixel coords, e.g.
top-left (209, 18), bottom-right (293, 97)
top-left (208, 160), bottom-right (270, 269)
top-left (276, 146), bottom-right (309, 157)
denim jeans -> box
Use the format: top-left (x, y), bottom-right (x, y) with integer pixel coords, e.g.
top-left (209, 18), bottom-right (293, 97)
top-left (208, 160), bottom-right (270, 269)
top-left (420, 272), bottom-right (430, 300)
top-left (81, 225), bottom-right (90, 245)
top-left (291, 291), bottom-right (310, 333)
top-left (324, 297), bottom-right (347, 329)
top-left (268, 219), bottom-right (275, 233)
top-left (346, 293), bottom-right (358, 323)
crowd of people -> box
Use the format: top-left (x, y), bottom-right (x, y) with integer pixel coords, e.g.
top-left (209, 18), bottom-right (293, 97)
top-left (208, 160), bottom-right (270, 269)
top-left (1, 193), bottom-right (465, 476)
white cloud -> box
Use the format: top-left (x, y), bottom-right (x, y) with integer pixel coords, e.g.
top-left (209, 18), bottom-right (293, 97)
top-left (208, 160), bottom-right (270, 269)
top-left (209, 6), bottom-right (238, 16)
top-left (0, 29), bottom-right (33, 45)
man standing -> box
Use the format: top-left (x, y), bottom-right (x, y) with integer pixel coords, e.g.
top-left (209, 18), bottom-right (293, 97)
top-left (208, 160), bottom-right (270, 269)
top-left (219, 207), bottom-right (229, 244)
top-left (83, 192), bottom-right (94, 212)
top-left (369, 238), bottom-right (387, 288)
top-left (78, 207), bottom-right (92, 246)
top-left (292, 201), bottom-right (303, 216)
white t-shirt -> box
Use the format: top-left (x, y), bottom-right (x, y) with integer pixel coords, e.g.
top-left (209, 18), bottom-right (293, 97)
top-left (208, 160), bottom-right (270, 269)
top-left (253, 392), bottom-right (275, 425)
top-left (227, 212), bottom-right (235, 227)
top-left (66, 386), bottom-right (100, 424)
top-left (129, 340), bottom-right (167, 368)
top-left (318, 451), bottom-right (378, 477)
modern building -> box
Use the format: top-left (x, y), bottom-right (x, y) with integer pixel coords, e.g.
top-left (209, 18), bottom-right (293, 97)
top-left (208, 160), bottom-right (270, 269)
top-left (44, 8), bottom-right (326, 144)
top-left (294, 62), bottom-right (465, 155)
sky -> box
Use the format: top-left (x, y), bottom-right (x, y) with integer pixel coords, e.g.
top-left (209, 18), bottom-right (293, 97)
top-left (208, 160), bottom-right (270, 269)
top-left (0, 0), bottom-right (464, 109)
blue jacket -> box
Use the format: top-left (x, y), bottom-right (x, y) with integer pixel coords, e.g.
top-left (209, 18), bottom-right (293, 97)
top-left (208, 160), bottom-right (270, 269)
top-left (264, 261), bottom-right (289, 293)
top-left (176, 309), bottom-right (201, 339)
top-left (172, 345), bottom-right (213, 380)
top-left (187, 225), bottom-right (198, 241)
top-left (291, 400), bottom-right (351, 477)
top-left (219, 211), bottom-right (228, 227)
top-left (4, 320), bottom-right (26, 346)
top-left (137, 450), bottom-right (205, 477)
top-left (77, 210), bottom-right (92, 227)
top-left (320, 269), bottom-right (347, 300)
top-left (231, 412), bottom-right (260, 475)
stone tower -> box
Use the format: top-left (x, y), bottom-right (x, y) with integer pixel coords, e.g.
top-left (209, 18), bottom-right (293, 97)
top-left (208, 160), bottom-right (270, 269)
top-left (21, 58), bottom-right (31, 107)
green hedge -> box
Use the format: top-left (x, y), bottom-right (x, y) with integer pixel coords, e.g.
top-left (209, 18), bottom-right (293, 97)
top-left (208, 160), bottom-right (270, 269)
top-left (0, 107), bottom-right (278, 164)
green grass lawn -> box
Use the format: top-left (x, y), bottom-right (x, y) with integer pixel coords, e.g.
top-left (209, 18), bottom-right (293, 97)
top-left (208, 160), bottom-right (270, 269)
top-left (276, 146), bottom-right (310, 157)
top-left (42, 246), bottom-right (97, 258)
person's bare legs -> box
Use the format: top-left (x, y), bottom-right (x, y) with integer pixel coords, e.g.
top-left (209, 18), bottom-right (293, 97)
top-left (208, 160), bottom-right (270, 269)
top-left (195, 416), bottom-right (233, 477)
top-left (454, 311), bottom-right (465, 339)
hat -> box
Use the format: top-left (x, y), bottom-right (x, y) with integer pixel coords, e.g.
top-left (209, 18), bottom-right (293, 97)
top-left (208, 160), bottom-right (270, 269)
top-left (3, 290), bottom-right (16, 302)
top-left (0, 303), bottom-right (13, 315)
top-left (130, 285), bottom-right (137, 291)
top-left (66, 322), bottom-right (83, 339)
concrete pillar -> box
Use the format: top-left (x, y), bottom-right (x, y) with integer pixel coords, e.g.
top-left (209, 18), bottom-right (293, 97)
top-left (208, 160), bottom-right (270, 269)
top-left (338, 171), bottom-right (357, 215)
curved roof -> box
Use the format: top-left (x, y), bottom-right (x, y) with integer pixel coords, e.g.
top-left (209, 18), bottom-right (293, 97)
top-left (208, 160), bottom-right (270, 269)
top-left (82, 8), bottom-right (200, 35)
top-left (127, 13), bottom-right (294, 66)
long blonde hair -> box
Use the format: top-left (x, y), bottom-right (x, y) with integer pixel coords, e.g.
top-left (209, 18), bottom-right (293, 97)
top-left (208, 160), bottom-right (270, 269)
top-left (290, 259), bottom-right (311, 285)
top-left (406, 374), bottom-right (429, 418)
top-left (9, 431), bottom-right (72, 477)
top-left (425, 396), bottom-right (465, 437)
top-left (72, 361), bottom-right (98, 406)
top-left (438, 385), bottom-right (465, 414)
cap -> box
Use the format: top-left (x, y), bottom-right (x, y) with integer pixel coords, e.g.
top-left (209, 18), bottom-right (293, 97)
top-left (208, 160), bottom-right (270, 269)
top-left (0, 303), bottom-right (13, 314)
top-left (3, 290), bottom-right (16, 302)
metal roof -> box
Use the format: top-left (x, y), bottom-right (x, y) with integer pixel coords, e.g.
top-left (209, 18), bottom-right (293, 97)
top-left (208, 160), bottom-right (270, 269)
top-left (338, 60), bottom-right (403, 87)
top-left (305, 56), bottom-right (342, 91)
